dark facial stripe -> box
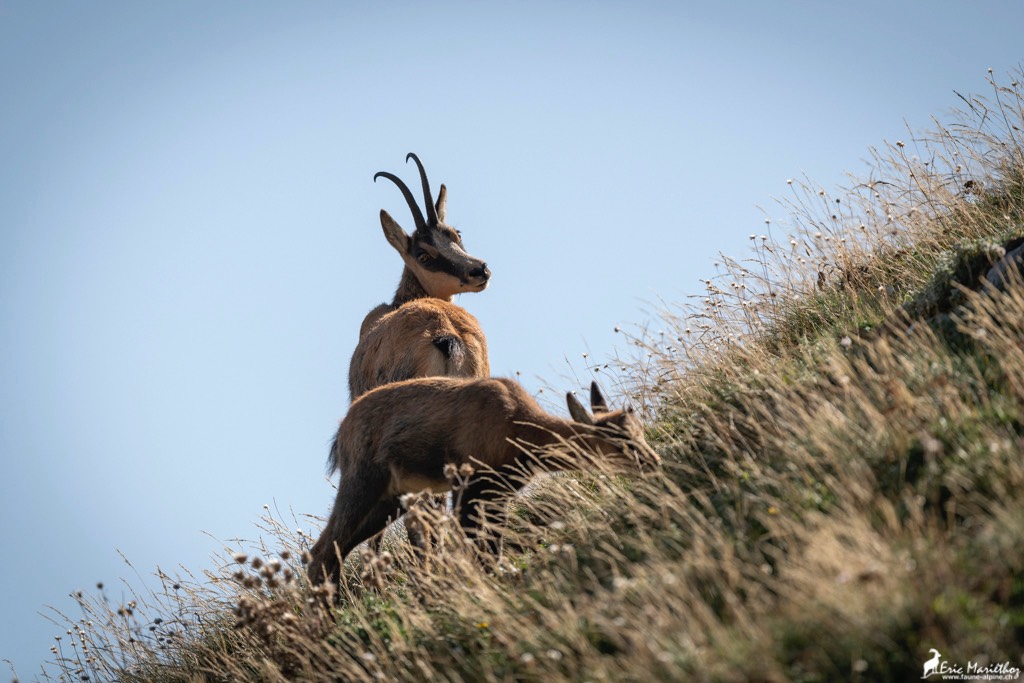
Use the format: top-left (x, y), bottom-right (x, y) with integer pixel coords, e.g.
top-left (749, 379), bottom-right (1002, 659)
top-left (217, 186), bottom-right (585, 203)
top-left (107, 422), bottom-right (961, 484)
top-left (412, 233), bottom-right (483, 280)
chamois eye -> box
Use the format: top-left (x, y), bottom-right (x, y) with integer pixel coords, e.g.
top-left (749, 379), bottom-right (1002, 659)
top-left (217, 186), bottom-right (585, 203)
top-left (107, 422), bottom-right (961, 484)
top-left (417, 253), bottom-right (430, 264)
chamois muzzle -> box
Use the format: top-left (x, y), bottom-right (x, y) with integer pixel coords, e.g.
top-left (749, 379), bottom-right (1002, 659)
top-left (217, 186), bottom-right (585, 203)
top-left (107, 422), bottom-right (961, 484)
top-left (466, 262), bottom-right (491, 289)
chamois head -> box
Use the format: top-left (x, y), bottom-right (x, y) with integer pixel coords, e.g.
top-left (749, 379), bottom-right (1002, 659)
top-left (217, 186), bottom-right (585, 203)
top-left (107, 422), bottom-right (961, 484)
top-left (374, 153), bottom-right (490, 299)
top-left (565, 382), bottom-right (660, 471)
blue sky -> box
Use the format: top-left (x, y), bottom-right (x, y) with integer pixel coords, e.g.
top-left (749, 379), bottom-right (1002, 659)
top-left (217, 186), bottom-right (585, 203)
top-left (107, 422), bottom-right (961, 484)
top-left (2, 1), bottom-right (1022, 676)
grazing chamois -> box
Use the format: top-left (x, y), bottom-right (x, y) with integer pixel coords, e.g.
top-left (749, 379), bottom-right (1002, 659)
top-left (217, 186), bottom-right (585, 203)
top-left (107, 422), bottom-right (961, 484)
top-left (307, 378), bottom-right (659, 585)
top-left (348, 153), bottom-right (491, 401)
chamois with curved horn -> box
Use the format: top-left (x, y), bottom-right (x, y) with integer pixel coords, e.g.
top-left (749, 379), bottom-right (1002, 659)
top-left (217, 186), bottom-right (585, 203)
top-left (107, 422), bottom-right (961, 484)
top-left (307, 379), bottom-right (659, 586)
top-left (348, 153), bottom-right (491, 401)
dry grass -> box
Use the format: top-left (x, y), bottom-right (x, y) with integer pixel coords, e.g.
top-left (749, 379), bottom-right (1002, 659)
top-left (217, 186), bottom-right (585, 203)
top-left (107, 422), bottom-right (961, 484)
top-left (38, 69), bottom-right (1024, 682)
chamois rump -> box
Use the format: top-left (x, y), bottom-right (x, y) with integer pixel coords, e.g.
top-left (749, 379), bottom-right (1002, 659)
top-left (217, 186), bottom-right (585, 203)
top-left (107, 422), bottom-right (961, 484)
top-left (307, 378), bottom-right (659, 586)
top-left (348, 153), bottom-right (490, 401)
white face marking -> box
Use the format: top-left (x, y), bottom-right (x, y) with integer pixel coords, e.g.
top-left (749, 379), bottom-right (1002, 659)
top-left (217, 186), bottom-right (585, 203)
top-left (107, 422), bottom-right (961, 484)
top-left (405, 259), bottom-right (466, 298)
top-left (445, 240), bottom-right (470, 259)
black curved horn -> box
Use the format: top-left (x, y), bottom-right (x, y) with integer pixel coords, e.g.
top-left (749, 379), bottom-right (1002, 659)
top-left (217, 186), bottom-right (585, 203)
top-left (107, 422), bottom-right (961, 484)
top-left (374, 171), bottom-right (426, 231)
top-left (405, 153), bottom-right (438, 226)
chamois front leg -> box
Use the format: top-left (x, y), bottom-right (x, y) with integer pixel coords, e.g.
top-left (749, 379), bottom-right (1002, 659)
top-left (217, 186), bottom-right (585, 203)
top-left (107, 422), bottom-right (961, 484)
top-left (405, 493), bottom-right (447, 550)
top-left (457, 466), bottom-right (521, 558)
top-left (368, 492), bottom-right (446, 554)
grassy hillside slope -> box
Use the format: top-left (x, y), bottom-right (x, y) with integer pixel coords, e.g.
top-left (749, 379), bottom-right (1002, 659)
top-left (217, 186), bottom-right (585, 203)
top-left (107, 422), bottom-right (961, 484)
top-left (44, 71), bottom-right (1024, 683)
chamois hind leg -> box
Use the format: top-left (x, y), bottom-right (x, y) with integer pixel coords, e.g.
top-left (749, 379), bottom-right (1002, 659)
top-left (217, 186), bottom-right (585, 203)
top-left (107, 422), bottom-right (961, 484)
top-left (308, 464), bottom-right (389, 586)
top-left (351, 497), bottom-right (404, 555)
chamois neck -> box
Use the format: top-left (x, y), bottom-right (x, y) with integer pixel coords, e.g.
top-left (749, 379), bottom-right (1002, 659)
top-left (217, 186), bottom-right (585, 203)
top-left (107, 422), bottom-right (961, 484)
top-left (523, 414), bottom-right (625, 468)
top-left (514, 413), bottom-right (590, 451)
top-left (391, 267), bottom-right (450, 307)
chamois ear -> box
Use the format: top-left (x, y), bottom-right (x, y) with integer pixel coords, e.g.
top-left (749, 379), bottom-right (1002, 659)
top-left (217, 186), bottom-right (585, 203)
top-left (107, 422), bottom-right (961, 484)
top-left (380, 209), bottom-right (411, 256)
top-left (435, 184), bottom-right (447, 224)
top-left (566, 391), bottom-right (595, 425)
top-left (589, 382), bottom-right (609, 413)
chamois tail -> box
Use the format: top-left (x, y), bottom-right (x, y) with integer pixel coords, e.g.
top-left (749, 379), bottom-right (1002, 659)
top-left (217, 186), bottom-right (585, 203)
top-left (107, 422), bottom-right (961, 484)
top-left (432, 335), bottom-right (466, 372)
top-left (326, 434), bottom-right (341, 475)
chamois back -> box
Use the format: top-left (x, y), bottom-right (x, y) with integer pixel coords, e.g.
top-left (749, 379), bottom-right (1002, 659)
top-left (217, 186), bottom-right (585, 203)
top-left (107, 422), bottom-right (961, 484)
top-left (348, 299), bottom-right (489, 399)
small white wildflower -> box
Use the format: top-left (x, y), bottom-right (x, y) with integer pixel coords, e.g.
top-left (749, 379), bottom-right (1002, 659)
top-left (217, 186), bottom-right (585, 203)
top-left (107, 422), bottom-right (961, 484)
top-left (612, 576), bottom-right (635, 590)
